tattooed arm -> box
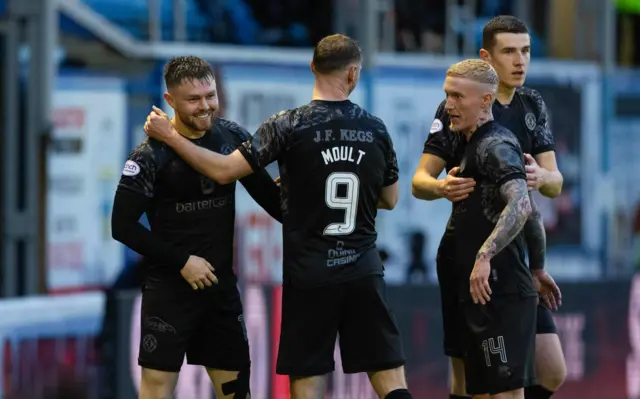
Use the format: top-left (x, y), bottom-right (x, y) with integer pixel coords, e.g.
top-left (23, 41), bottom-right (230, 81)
top-left (523, 194), bottom-right (546, 270)
top-left (477, 179), bottom-right (532, 261)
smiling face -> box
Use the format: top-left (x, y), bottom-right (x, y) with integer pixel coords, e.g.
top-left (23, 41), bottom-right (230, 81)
top-left (164, 77), bottom-right (219, 133)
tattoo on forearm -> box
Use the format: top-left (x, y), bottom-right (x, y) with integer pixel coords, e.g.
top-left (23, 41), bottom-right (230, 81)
top-left (523, 194), bottom-right (546, 270)
top-left (477, 179), bottom-right (532, 260)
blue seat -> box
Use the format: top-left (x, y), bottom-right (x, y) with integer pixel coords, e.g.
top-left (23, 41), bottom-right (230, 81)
top-left (60, 0), bottom-right (209, 42)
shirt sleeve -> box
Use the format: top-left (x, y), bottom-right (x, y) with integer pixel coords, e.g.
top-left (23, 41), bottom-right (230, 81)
top-left (423, 100), bottom-right (456, 166)
top-left (240, 172), bottom-right (283, 223)
top-left (112, 141), bottom-right (190, 269)
top-left (116, 141), bottom-right (158, 198)
top-left (380, 123), bottom-right (399, 186)
top-left (481, 136), bottom-right (527, 186)
top-left (238, 110), bottom-right (293, 171)
top-left (529, 90), bottom-right (556, 155)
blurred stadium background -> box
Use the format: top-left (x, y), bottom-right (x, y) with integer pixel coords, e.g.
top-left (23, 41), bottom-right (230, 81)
top-left (0, 0), bottom-right (640, 397)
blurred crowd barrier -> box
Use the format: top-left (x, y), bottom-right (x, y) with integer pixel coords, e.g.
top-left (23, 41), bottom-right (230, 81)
top-left (46, 49), bottom-right (640, 294)
top-left (1, 275), bottom-right (639, 398)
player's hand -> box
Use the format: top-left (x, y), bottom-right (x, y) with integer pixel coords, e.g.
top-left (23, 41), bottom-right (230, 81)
top-left (274, 176), bottom-right (281, 187)
top-left (524, 154), bottom-right (547, 191)
top-left (144, 106), bottom-right (177, 142)
top-left (532, 269), bottom-right (562, 311)
top-left (470, 257), bottom-right (492, 305)
top-left (180, 255), bottom-right (218, 290)
top-left (440, 167), bottom-right (475, 202)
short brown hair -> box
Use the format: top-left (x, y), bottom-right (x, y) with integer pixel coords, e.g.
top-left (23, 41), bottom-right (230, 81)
top-left (163, 56), bottom-right (214, 88)
top-left (312, 34), bottom-right (362, 74)
top-left (482, 15), bottom-right (529, 50)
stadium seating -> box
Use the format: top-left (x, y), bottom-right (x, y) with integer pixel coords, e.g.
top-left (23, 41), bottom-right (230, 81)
top-left (58, 0), bottom-right (210, 42)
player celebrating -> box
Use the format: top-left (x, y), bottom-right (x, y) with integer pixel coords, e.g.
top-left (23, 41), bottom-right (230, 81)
top-left (112, 56), bottom-right (282, 399)
top-left (412, 16), bottom-right (565, 399)
top-left (446, 58), bottom-right (537, 398)
top-left (144, 34), bottom-right (414, 399)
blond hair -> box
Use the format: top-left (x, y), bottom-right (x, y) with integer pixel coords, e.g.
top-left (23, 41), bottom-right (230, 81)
top-left (446, 59), bottom-right (499, 90)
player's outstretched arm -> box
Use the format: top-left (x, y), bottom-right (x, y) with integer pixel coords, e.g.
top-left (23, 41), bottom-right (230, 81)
top-left (378, 181), bottom-right (399, 210)
top-left (527, 151), bottom-right (563, 198)
top-left (411, 153), bottom-right (447, 200)
top-left (527, 90), bottom-right (563, 197)
top-left (240, 170), bottom-right (283, 223)
top-left (412, 155), bottom-right (476, 202)
top-left (144, 106), bottom-right (254, 184)
top-left (477, 179), bottom-right (532, 261)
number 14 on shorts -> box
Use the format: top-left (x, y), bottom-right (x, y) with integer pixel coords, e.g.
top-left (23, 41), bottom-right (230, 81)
top-left (481, 336), bottom-right (507, 367)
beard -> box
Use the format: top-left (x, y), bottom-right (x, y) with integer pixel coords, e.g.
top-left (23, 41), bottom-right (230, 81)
top-left (178, 109), bottom-right (215, 132)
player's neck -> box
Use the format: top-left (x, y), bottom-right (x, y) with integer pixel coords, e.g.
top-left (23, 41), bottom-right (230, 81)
top-left (496, 83), bottom-right (517, 105)
top-left (463, 111), bottom-right (494, 141)
top-left (312, 79), bottom-right (349, 101)
top-left (172, 117), bottom-right (206, 139)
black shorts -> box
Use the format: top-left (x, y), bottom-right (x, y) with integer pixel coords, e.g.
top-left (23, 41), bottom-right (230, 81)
top-left (276, 275), bottom-right (405, 376)
top-left (536, 303), bottom-right (558, 334)
top-left (462, 296), bottom-right (537, 395)
top-left (436, 254), bottom-right (466, 358)
top-left (138, 282), bottom-right (249, 372)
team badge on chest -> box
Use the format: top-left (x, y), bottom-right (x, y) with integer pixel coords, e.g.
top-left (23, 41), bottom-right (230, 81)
top-left (524, 113), bottom-right (536, 131)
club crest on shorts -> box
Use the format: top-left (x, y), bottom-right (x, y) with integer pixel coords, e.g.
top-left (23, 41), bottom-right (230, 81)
top-left (525, 113), bottom-right (536, 131)
top-left (142, 334), bottom-right (157, 353)
top-left (122, 160), bottom-right (140, 176)
top-left (430, 118), bottom-right (443, 133)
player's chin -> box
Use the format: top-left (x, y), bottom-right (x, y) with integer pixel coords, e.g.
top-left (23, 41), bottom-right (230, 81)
top-left (448, 117), bottom-right (461, 132)
top-left (191, 117), bottom-right (213, 131)
top-left (509, 74), bottom-right (526, 87)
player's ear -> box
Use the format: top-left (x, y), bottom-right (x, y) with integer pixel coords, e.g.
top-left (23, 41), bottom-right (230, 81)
top-left (310, 60), bottom-right (316, 75)
top-left (479, 48), bottom-right (490, 62)
top-left (163, 92), bottom-right (175, 109)
top-left (347, 65), bottom-right (357, 84)
top-left (483, 92), bottom-right (493, 109)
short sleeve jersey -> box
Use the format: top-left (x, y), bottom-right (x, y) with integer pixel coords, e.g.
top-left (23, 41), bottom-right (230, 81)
top-left (422, 87), bottom-right (556, 261)
top-left (116, 118), bottom-right (253, 282)
top-left (238, 100), bottom-right (399, 287)
top-left (452, 121), bottom-right (536, 298)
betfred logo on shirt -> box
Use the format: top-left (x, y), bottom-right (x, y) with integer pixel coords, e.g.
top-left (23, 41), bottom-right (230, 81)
top-left (122, 160), bottom-right (140, 176)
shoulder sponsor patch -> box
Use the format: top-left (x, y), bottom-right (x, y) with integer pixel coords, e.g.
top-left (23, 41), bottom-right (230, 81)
top-left (430, 118), bottom-right (443, 133)
top-left (122, 160), bottom-right (140, 176)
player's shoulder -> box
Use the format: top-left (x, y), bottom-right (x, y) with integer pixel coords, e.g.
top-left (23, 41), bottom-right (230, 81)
top-left (486, 122), bottom-right (521, 147)
top-left (516, 86), bottom-right (546, 114)
top-left (215, 117), bottom-right (251, 141)
top-left (360, 108), bottom-right (390, 136)
top-left (129, 137), bottom-right (166, 159)
top-left (265, 108), bottom-right (297, 132)
top-left (120, 138), bottom-right (168, 177)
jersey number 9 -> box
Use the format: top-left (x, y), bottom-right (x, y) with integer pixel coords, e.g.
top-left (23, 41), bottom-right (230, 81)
top-left (323, 172), bottom-right (360, 236)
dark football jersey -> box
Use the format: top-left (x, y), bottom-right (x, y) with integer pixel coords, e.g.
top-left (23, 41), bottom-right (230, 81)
top-left (452, 121), bottom-right (536, 298)
top-left (114, 118), bottom-right (282, 287)
top-left (238, 100), bottom-right (399, 287)
top-left (423, 87), bottom-right (555, 261)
